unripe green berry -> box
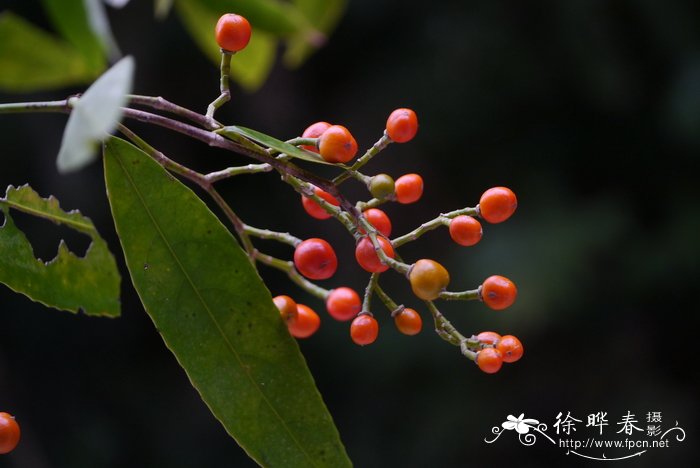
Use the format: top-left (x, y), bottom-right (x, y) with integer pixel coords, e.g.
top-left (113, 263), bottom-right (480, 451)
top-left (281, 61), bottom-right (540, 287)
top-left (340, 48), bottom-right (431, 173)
top-left (368, 174), bottom-right (395, 199)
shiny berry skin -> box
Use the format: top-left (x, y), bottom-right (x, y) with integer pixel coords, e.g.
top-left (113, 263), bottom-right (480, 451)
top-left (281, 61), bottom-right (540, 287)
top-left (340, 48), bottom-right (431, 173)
top-left (288, 304), bottom-right (320, 338)
top-left (394, 308), bottom-right (422, 336)
top-left (386, 108), bottom-right (418, 143)
top-left (350, 314), bottom-right (379, 345)
top-left (476, 348), bottom-right (503, 374)
top-left (0, 412), bottom-right (20, 454)
top-left (479, 187), bottom-right (517, 224)
top-left (497, 335), bottom-right (524, 363)
top-left (408, 259), bottom-right (450, 300)
top-left (215, 14), bottom-right (252, 52)
top-left (449, 215), bottom-right (483, 247)
top-left (294, 238), bottom-right (338, 280)
top-left (273, 295), bottom-right (298, 324)
top-left (318, 125), bottom-right (358, 163)
top-left (362, 208), bottom-right (392, 237)
top-left (326, 287), bottom-right (361, 321)
top-left (355, 236), bottom-right (395, 273)
top-left (476, 331), bottom-right (502, 346)
top-left (394, 173), bottom-right (423, 204)
top-left (301, 121), bottom-right (331, 152)
top-left (481, 275), bottom-right (517, 310)
top-left (301, 186), bottom-right (340, 220)
top-left (368, 174), bottom-right (395, 199)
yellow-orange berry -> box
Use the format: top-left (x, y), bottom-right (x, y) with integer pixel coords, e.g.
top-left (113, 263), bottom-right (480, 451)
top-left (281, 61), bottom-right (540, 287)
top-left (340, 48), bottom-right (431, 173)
top-left (408, 259), bottom-right (450, 300)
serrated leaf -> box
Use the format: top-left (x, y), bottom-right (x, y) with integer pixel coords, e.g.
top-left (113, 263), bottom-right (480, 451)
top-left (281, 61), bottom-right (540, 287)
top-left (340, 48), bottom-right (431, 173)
top-left (220, 126), bottom-right (341, 166)
top-left (284, 0), bottom-right (347, 68)
top-left (41, 0), bottom-right (107, 73)
top-left (175, 0), bottom-right (276, 92)
top-left (103, 136), bottom-right (351, 467)
top-left (0, 12), bottom-right (97, 92)
top-left (57, 56), bottom-right (134, 174)
top-left (0, 185), bottom-right (120, 317)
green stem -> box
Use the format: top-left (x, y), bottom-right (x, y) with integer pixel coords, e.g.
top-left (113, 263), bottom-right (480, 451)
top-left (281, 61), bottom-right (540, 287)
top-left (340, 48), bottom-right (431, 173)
top-left (361, 274), bottom-right (379, 314)
top-left (205, 163), bottom-right (272, 183)
top-left (356, 197), bottom-right (389, 212)
top-left (392, 206), bottom-right (479, 247)
top-left (206, 52), bottom-right (233, 121)
top-left (285, 137), bottom-right (317, 147)
top-left (255, 252), bottom-right (329, 300)
top-left (128, 94), bottom-right (217, 130)
top-left (333, 134), bottom-right (391, 185)
top-left (438, 288), bottom-right (481, 301)
top-left (0, 100), bottom-right (72, 114)
top-left (424, 300), bottom-right (475, 361)
top-left (357, 218), bottom-right (411, 275)
top-left (373, 282), bottom-right (401, 313)
top-left (244, 226), bottom-right (301, 247)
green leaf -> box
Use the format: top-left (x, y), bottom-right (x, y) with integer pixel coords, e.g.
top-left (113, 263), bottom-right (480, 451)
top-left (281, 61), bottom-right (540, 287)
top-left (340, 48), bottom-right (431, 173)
top-left (0, 185), bottom-right (121, 317)
top-left (41, 0), bottom-right (107, 73)
top-left (0, 12), bottom-right (97, 92)
top-left (194, 0), bottom-right (313, 36)
top-left (175, 0), bottom-right (276, 92)
top-left (219, 126), bottom-right (340, 166)
top-left (103, 137), bottom-right (351, 467)
top-left (57, 56), bottom-right (135, 173)
top-left (284, 0), bottom-right (347, 68)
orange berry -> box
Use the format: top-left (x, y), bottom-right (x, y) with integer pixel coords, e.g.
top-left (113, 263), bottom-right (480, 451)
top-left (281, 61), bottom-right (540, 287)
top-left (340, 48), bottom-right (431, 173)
top-left (362, 208), bottom-right (392, 237)
top-left (288, 304), bottom-right (320, 338)
top-left (476, 348), bottom-right (503, 374)
top-left (350, 314), bottom-right (379, 345)
top-left (497, 335), bottom-right (524, 363)
top-left (272, 295), bottom-right (298, 324)
top-left (354, 237), bottom-right (395, 273)
top-left (449, 215), bottom-right (483, 246)
top-left (476, 331), bottom-right (502, 346)
top-left (215, 14), bottom-right (252, 52)
top-left (394, 308), bottom-right (422, 335)
top-left (326, 287), bottom-right (361, 322)
top-left (386, 108), bottom-right (418, 143)
top-left (481, 275), bottom-right (517, 310)
top-left (318, 125), bottom-right (358, 163)
top-left (408, 259), bottom-right (450, 300)
top-left (479, 187), bottom-right (517, 224)
top-left (293, 238), bottom-right (338, 280)
top-left (301, 121), bottom-right (331, 153)
top-left (0, 412), bottom-right (20, 454)
top-left (394, 174), bottom-right (423, 204)
top-left (301, 186), bottom-right (340, 220)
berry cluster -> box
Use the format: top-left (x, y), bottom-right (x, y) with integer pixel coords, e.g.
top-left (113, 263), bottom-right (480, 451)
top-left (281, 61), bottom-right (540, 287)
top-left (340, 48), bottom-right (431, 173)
top-left (202, 14), bottom-right (525, 372)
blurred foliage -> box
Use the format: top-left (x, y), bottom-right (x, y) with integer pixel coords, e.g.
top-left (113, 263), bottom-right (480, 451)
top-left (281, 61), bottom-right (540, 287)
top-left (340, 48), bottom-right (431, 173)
top-left (0, 0), bottom-right (699, 466)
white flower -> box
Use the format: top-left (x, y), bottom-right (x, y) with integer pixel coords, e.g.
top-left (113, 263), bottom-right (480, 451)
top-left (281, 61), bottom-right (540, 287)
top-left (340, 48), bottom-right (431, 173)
top-left (502, 414), bottom-right (540, 434)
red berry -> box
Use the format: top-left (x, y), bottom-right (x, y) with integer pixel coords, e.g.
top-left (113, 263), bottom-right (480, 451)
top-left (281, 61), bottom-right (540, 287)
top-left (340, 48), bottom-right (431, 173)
top-left (408, 259), bottom-right (450, 301)
top-left (394, 173), bottom-right (423, 204)
top-left (318, 125), bottom-right (358, 163)
top-left (301, 186), bottom-right (340, 220)
top-left (294, 238), bottom-right (338, 280)
top-left (476, 331), bottom-right (502, 346)
top-left (497, 335), bottom-right (524, 363)
top-left (394, 308), bottom-right (422, 335)
top-left (476, 348), bottom-right (503, 374)
top-left (215, 14), bottom-right (252, 52)
top-left (301, 121), bottom-right (331, 153)
top-left (350, 314), bottom-right (379, 345)
top-left (288, 304), bottom-right (320, 338)
top-left (326, 287), bottom-right (361, 321)
top-left (355, 236), bottom-right (395, 273)
top-left (481, 275), bottom-right (517, 310)
top-left (449, 215), bottom-right (482, 247)
top-left (273, 295), bottom-right (298, 324)
top-left (0, 412), bottom-right (20, 454)
top-left (362, 208), bottom-right (392, 237)
top-left (386, 108), bottom-right (418, 143)
top-left (479, 187), bottom-right (517, 224)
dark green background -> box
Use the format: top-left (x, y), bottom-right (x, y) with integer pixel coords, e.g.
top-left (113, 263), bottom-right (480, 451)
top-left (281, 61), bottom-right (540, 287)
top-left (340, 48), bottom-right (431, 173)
top-left (1, 1), bottom-right (698, 466)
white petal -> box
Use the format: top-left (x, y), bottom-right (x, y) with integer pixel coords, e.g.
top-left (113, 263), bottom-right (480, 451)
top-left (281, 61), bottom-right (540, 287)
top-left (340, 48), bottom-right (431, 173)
top-left (84, 0), bottom-right (121, 60)
top-left (506, 414), bottom-right (519, 422)
top-left (502, 422), bottom-right (517, 430)
top-left (57, 56), bottom-right (134, 173)
top-left (515, 423), bottom-right (530, 434)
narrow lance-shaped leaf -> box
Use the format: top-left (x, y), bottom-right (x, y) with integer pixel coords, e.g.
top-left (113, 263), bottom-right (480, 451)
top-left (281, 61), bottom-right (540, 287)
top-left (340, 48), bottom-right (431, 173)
top-left (57, 55), bottom-right (134, 174)
top-left (0, 185), bottom-right (121, 317)
top-left (103, 136), bottom-right (351, 467)
top-left (219, 125), bottom-right (342, 166)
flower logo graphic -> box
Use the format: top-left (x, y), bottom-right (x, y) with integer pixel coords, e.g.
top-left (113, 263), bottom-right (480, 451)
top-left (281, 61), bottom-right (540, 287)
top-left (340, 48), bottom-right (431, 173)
top-left (502, 414), bottom-right (540, 434)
